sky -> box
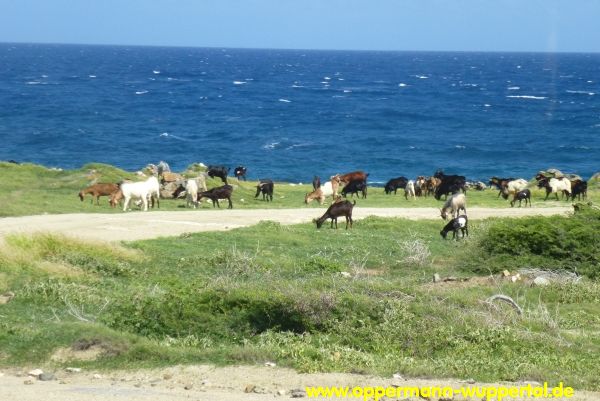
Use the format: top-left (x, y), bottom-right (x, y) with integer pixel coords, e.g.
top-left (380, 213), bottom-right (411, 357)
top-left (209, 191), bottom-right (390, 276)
top-left (0, 0), bottom-right (599, 52)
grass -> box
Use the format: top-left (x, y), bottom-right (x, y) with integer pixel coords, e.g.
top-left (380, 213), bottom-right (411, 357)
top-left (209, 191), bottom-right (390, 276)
top-left (1, 161), bottom-right (598, 217)
top-left (1, 212), bottom-right (600, 390)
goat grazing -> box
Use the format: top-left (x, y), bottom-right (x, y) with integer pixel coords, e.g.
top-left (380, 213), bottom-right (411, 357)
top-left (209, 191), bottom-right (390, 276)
top-left (440, 215), bottom-right (469, 240)
top-left (341, 179), bottom-right (367, 199)
top-left (434, 170), bottom-right (467, 200)
top-left (314, 200), bottom-right (355, 229)
top-left (78, 183), bottom-right (119, 205)
top-left (384, 176), bottom-right (408, 194)
top-left (305, 181), bottom-right (334, 204)
top-left (440, 193), bottom-right (467, 220)
top-left (255, 179), bottom-right (274, 202)
top-left (510, 189), bottom-right (531, 207)
top-left (198, 185), bottom-right (233, 209)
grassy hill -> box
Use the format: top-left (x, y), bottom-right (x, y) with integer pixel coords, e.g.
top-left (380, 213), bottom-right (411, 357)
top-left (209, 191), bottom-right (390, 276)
top-left (1, 161), bottom-right (597, 217)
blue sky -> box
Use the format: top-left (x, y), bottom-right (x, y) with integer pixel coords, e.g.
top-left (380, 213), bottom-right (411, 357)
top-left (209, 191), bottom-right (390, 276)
top-left (0, 0), bottom-right (598, 52)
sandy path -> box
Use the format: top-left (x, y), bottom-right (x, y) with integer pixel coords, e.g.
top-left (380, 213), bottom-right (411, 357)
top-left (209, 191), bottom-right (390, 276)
top-left (0, 207), bottom-right (570, 242)
top-left (0, 364), bottom-right (596, 401)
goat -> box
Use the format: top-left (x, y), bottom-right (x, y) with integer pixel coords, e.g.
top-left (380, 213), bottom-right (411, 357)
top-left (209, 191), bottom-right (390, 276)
top-left (305, 181), bottom-right (334, 205)
top-left (424, 176), bottom-right (441, 197)
top-left (440, 215), bottom-right (469, 240)
top-left (234, 166), bottom-right (247, 181)
top-left (571, 180), bottom-right (588, 201)
top-left (489, 177), bottom-right (515, 197)
top-left (255, 179), bottom-right (274, 202)
top-left (404, 180), bottom-right (416, 200)
top-left (312, 175), bottom-right (321, 191)
top-left (185, 179), bottom-right (199, 208)
top-left (434, 170), bottom-right (467, 200)
top-left (198, 185), bottom-right (233, 209)
top-left (207, 165), bottom-right (230, 184)
top-left (314, 200), bottom-right (355, 229)
top-left (384, 177), bottom-right (408, 195)
top-left (78, 183), bottom-right (119, 205)
top-left (341, 179), bottom-right (367, 199)
top-left (440, 193), bottom-right (467, 220)
top-left (537, 177), bottom-right (571, 201)
top-left (333, 171), bottom-right (368, 185)
top-left (110, 176), bottom-right (160, 212)
top-left (500, 179), bottom-right (528, 200)
top-left (510, 189), bottom-right (531, 207)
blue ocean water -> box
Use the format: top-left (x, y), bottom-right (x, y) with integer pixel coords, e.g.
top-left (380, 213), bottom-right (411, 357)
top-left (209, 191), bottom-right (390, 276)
top-left (1, 43), bottom-right (599, 183)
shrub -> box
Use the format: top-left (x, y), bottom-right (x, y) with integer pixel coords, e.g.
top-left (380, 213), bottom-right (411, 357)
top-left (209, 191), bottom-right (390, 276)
top-left (475, 211), bottom-right (600, 278)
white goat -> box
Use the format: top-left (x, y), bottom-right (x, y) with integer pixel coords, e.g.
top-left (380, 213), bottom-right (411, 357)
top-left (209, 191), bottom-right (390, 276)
top-left (185, 179), bottom-right (199, 208)
top-left (305, 181), bottom-right (335, 204)
top-left (540, 177), bottom-right (571, 201)
top-left (404, 180), bottom-right (416, 200)
top-left (147, 176), bottom-right (160, 208)
top-left (112, 176), bottom-right (159, 212)
top-left (501, 178), bottom-right (528, 199)
top-left (440, 193), bottom-right (467, 220)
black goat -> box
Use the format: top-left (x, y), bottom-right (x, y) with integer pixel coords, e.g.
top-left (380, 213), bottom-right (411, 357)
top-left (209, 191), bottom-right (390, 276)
top-left (255, 179), bottom-right (274, 202)
top-left (440, 215), bottom-right (468, 240)
top-left (234, 166), bottom-right (247, 181)
top-left (434, 170), bottom-right (467, 200)
top-left (384, 177), bottom-right (408, 194)
top-left (198, 185), bottom-right (233, 209)
top-left (510, 189), bottom-right (531, 207)
top-left (489, 176), bottom-right (515, 198)
top-left (571, 180), bottom-right (588, 201)
top-left (314, 200), bottom-right (355, 229)
top-left (341, 179), bottom-right (367, 199)
top-left (207, 165), bottom-right (230, 184)
top-left (312, 175), bottom-right (321, 191)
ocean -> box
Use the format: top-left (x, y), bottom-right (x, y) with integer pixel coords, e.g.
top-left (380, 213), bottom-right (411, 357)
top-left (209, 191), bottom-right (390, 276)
top-left (1, 43), bottom-right (599, 183)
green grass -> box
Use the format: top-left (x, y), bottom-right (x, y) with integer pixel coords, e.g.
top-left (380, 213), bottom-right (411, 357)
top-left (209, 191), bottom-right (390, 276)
top-left (2, 161), bottom-right (598, 217)
top-left (1, 213), bottom-right (600, 390)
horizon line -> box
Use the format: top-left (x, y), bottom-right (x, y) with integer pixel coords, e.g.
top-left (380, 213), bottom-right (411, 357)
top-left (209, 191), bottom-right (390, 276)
top-left (2, 40), bottom-right (599, 55)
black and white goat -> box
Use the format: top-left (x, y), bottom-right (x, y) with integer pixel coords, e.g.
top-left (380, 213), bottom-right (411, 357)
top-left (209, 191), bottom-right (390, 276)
top-left (440, 215), bottom-right (468, 240)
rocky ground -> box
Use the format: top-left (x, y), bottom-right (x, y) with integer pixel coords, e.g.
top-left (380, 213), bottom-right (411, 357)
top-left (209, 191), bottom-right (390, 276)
top-left (1, 364), bottom-right (598, 401)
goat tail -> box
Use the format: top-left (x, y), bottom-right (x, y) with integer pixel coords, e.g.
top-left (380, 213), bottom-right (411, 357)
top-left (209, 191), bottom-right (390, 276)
top-left (352, 200), bottom-right (356, 206)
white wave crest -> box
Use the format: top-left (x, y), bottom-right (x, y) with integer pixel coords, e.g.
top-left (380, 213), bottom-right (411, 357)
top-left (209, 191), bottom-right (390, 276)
top-left (88, 75), bottom-right (96, 78)
top-left (153, 70), bottom-right (160, 74)
top-left (507, 86), bottom-right (520, 90)
top-left (233, 81), bottom-right (246, 85)
top-left (566, 90), bottom-right (595, 96)
top-left (262, 142), bottom-right (280, 150)
top-left (278, 98), bottom-right (291, 103)
top-left (506, 95), bottom-right (547, 100)
top-left (135, 90), bottom-right (148, 95)
top-left (398, 83), bottom-right (408, 87)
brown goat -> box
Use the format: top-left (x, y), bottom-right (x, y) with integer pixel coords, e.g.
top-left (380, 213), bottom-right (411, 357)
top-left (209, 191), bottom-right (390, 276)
top-left (314, 200), bottom-right (356, 229)
top-left (79, 183), bottom-right (119, 205)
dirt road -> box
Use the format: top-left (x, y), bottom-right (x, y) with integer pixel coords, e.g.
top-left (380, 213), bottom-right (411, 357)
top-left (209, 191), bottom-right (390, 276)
top-left (0, 207), bottom-right (570, 242)
top-left (0, 364), bottom-right (596, 401)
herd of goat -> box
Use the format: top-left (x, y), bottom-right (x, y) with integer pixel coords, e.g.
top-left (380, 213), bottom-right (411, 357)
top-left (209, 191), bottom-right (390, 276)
top-left (78, 165), bottom-right (590, 238)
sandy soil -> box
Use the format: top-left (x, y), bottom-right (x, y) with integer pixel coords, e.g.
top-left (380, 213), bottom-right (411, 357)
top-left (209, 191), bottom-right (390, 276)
top-left (0, 364), bottom-right (596, 401)
top-left (0, 206), bottom-right (571, 242)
